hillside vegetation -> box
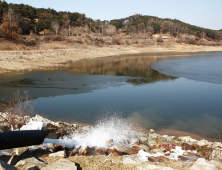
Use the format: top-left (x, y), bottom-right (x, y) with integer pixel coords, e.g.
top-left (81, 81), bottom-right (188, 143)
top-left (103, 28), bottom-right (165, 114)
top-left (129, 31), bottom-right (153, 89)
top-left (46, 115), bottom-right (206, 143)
top-left (0, 0), bottom-right (221, 48)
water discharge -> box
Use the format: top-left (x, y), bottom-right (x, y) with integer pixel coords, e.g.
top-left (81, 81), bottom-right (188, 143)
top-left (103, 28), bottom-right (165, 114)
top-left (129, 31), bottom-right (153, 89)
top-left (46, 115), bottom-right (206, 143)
top-left (44, 116), bottom-right (137, 149)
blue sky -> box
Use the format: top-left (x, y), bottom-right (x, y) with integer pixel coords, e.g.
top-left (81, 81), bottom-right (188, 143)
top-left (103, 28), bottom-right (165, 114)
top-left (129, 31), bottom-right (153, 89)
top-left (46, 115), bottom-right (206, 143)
top-left (6, 0), bottom-right (222, 30)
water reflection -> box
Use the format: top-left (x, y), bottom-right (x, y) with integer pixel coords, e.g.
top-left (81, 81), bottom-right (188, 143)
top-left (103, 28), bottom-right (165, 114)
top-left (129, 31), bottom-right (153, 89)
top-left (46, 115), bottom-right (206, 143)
top-left (67, 53), bottom-right (177, 85)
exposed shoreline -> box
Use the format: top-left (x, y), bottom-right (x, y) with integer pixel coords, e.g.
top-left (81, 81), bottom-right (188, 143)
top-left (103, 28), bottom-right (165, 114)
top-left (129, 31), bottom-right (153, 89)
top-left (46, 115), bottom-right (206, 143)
top-left (0, 43), bottom-right (222, 73)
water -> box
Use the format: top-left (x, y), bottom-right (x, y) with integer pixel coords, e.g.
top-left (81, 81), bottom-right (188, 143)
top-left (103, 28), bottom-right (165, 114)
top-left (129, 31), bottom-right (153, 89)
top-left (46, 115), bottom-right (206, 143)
top-left (0, 52), bottom-right (222, 139)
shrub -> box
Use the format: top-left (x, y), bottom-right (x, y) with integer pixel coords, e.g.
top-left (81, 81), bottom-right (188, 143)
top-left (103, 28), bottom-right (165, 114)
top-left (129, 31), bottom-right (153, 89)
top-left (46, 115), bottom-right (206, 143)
top-left (112, 38), bottom-right (123, 45)
top-left (156, 35), bottom-right (163, 42)
top-left (0, 90), bottom-right (33, 131)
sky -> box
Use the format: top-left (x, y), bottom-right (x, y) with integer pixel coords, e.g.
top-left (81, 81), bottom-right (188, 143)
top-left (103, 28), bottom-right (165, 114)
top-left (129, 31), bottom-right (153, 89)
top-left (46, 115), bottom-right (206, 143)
top-left (6, 0), bottom-right (222, 30)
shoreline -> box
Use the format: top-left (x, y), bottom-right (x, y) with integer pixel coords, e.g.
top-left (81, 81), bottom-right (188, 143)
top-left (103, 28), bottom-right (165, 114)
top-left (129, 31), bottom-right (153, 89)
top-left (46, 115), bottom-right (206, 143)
top-left (1, 113), bottom-right (222, 170)
top-left (0, 43), bottom-right (222, 73)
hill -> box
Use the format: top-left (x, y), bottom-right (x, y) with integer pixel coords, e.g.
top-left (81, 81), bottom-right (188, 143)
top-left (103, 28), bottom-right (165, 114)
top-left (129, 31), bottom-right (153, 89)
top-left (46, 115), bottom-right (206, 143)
top-left (0, 0), bottom-right (221, 41)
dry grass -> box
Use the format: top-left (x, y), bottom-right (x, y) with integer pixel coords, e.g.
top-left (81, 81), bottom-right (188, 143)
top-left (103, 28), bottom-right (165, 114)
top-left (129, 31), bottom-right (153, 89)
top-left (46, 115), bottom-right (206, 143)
top-left (0, 90), bottom-right (33, 131)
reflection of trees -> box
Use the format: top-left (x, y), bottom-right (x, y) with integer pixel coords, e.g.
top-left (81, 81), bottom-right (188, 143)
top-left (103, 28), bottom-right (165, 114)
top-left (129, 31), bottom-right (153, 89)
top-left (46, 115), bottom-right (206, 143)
top-left (66, 55), bottom-right (176, 85)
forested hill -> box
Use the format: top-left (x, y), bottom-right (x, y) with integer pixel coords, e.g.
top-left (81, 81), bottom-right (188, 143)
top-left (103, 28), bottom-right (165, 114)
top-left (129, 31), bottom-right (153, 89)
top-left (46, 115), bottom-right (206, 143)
top-left (0, 0), bottom-right (220, 40)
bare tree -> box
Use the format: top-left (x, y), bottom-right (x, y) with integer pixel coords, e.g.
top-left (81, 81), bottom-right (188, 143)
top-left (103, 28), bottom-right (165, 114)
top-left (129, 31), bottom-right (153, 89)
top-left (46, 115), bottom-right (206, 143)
top-left (2, 9), bottom-right (22, 39)
top-left (52, 21), bottom-right (59, 35)
top-left (103, 24), bottom-right (116, 37)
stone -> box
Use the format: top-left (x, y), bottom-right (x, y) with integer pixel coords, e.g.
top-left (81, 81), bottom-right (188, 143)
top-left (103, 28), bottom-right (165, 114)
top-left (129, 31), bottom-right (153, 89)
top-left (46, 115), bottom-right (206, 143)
top-left (130, 138), bottom-right (139, 145)
top-left (106, 139), bottom-right (114, 148)
top-left (41, 158), bottom-right (77, 170)
top-left (139, 137), bottom-right (148, 144)
top-left (49, 151), bottom-right (65, 157)
top-left (213, 142), bottom-right (222, 148)
top-left (179, 136), bottom-right (197, 143)
top-left (15, 157), bottom-right (47, 170)
top-left (190, 158), bottom-right (218, 170)
top-left (15, 157), bottom-right (46, 167)
top-left (172, 136), bottom-right (180, 141)
top-left (123, 156), bottom-right (141, 164)
top-left (33, 115), bottom-right (54, 124)
top-left (54, 144), bottom-right (64, 152)
top-left (210, 149), bottom-right (222, 160)
top-left (197, 139), bottom-right (212, 147)
top-left (210, 160), bottom-right (222, 169)
top-left (107, 149), bottom-right (123, 157)
top-left (182, 143), bottom-right (196, 151)
top-left (0, 160), bottom-right (18, 170)
top-left (148, 129), bottom-right (155, 134)
top-left (0, 115), bottom-right (6, 122)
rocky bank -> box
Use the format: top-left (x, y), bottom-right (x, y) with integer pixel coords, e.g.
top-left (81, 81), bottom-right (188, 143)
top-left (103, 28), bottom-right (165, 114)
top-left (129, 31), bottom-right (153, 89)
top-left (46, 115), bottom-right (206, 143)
top-left (0, 113), bottom-right (222, 170)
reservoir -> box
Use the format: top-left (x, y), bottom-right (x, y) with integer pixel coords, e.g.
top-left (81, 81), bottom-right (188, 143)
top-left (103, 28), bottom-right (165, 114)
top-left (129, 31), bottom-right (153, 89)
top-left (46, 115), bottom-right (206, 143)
top-left (0, 52), bottom-right (222, 140)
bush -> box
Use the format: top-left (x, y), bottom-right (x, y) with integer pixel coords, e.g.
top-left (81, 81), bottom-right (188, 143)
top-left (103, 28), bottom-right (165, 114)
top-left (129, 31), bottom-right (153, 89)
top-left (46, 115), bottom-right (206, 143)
top-left (53, 35), bottom-right (63, 41)
top-left (156, 35), bottom-right (163, 42)
top-left (112, 38), bottom-right (123, 45)
top-left (185, 39), bottom-right (197, 45)
top-left (0, 90), bottom-right (33, 131)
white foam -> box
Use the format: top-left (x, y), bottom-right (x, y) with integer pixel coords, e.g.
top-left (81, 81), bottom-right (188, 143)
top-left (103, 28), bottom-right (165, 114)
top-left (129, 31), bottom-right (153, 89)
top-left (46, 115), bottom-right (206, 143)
top-left (44, 116), bottom-right (136, 149)
top-left (20, 119), bottom-right (46, 130)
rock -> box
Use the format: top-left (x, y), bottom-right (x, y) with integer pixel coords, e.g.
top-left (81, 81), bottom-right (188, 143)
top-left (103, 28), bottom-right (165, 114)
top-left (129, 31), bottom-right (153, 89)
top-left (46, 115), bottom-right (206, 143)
top-left (33, 115), bottom-right (54, 124)
top-left (0, 160), bottom-right (18, 170)
top-left (148, 133), bottom-right (161, 146)
top-left (41, 158), bottom-right (77, 170)
top-left (178, 155), bottom-right (188, 161)
top-left (113, 144), bottom-right (136, 155)
top-left (106, 139), bottom-right (114, 148)
top-left (190, 158), bottom-right (218, 170)
top-left (130, 138), bottom-right (139, 145)
top-left (49, 151), bottom-right (65, 157)
top-left (123, 156), bottom-right (140, 164)
top-left (210, 160), bottom-right (222, 169)
top-left (15, 157), bottom-right (47, 169)
top-left (179, 136), bottom-right (197, 143)
top-left (54, 144), bottom-right (64, 152)
top-left (7, 147), bottom-right (29, 165)
top-left (197, 139), bottom-right (212, 147)
top-left (139, 137), bottom-right (148, 144)
top-left (148, 129), bottom-right (155, 134)
top-left (0, 115), bottom-right (6, 122)
top-left (210, 149), bottom-right (222, 160)
top-left (107, 149), bottom-right (124, 156)
top-left (213, 142), bottom-right (222, 148)
top-left (183, 152), bottom-right (199, 157)
top-left (172, 136), bottom-right (180, 141)
top-left (182, 143), bottom-right (196, 151)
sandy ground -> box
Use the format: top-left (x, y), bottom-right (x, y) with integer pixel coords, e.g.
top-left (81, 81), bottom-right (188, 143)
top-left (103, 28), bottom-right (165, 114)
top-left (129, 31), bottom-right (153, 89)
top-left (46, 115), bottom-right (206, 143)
top-left (0, 42), bottom-right (222, 73)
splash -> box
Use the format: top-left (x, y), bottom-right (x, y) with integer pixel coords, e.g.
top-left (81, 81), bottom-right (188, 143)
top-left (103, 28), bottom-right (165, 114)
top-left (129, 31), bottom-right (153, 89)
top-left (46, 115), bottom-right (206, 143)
top-left (44, 116), bottom-right (137, 149)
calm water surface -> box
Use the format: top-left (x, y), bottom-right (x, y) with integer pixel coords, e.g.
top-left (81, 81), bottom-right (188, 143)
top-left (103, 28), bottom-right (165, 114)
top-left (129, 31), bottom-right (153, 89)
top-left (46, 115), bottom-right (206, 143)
top-left (0, 52), bottom-right (222, 139)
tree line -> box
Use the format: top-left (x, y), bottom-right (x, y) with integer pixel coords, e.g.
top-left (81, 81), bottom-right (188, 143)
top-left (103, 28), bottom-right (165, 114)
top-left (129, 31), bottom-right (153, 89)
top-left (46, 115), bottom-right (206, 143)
top-left (0, 0), bottom-right (221, 40)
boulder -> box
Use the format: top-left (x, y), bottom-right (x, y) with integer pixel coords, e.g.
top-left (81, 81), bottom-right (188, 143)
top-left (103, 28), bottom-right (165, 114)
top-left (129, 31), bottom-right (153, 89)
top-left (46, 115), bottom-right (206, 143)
top-left (15, 157), bottom-right (47, 169)
top-left (190, 158), bottom-right (218, 170)
top-left (48, 151), bottom-right (65, 157)
top-left (41, 158), bottom-right (77, 170)
top-left (210, 160), bottom-right (222, 169)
